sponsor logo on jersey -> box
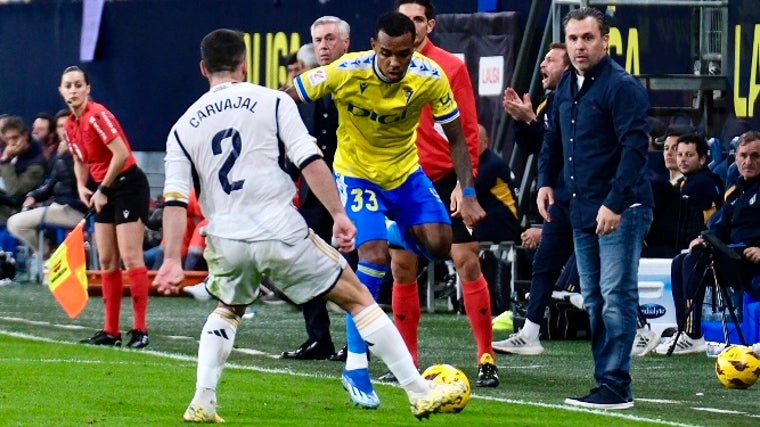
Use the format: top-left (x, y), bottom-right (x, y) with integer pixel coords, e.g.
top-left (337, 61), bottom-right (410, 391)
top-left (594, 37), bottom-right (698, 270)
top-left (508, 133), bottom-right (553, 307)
top-left (308, 69), bottom-right (327, 87)
top-left (359, 82), bottom-right (368, 94)
top-left (404, 88), bottom-right (414, 104)
top-left (346, 103), bottom-right (408, 124)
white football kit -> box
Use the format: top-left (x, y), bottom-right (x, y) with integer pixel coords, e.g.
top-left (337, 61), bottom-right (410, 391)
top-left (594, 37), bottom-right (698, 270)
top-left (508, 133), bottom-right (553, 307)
top-left (164, 81), bottom-right (346, 305)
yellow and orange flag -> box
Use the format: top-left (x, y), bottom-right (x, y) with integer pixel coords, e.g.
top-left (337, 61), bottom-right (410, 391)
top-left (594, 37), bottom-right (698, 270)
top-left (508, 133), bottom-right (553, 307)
top-left (46, 221), bottom-right (89, 319)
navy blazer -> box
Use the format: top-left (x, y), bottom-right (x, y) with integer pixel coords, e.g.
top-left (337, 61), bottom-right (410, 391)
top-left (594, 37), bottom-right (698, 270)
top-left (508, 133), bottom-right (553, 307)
top-left (538, 56), bottom-right (653, 230)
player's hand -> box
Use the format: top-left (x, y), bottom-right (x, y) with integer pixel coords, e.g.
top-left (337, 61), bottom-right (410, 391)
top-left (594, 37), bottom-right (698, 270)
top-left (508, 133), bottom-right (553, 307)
top-left (332, 213), bottom-right (357, 253)
top-left (537, 187), bottom-right (555, 222)
top-left (153, 258), bottom-right (185, 296)
top-left (521, 227), bottom-right (542, 250)
top-left (595, 205), bottom-right (621, 236)
top-left (744, 246), bottom-right (760, 263)
top-left (457, 196), bottom-right (485, 229)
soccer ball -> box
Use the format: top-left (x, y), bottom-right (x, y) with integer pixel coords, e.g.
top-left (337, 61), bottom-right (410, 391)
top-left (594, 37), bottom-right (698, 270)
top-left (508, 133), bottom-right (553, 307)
top-left (715, 345), bottom-right (760, 389)
top-left (421, 363), bottom-right (471, 413)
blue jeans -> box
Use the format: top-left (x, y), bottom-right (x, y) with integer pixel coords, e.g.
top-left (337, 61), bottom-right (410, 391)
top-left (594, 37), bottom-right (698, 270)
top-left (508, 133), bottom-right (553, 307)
top-left (574, 205), bottom-right (652, 399)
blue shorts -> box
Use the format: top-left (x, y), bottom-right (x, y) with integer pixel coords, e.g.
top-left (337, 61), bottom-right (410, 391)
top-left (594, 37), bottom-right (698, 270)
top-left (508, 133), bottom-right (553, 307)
top-left (335, 168), bottom-right (451, 248)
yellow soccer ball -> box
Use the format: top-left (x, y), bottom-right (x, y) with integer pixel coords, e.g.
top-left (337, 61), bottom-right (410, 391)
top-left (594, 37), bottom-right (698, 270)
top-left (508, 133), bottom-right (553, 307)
top-left (715, 345), bottom-right (760, 389)
top-left (421, 363), bottom-right (471, 413)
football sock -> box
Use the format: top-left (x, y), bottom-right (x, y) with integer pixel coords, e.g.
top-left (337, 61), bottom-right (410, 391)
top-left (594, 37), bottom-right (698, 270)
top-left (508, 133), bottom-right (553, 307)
top-left (353, 303), bottom-right (427, 395)
top-left (101, 270), bottom-right (123, 336)
top-left (344, 314), bottom-right (368, 370)
top-left (196, 307), bottom-right (240, 390)
top-left (462, 274), bottom-right (494, 359)
top-left (391, 280), bottom-right (420, 367)
top-left (356, 260), bottom-right (387, 300)
top-left (345, 261), bottom-right (388, 370)
top-left (522, 318), bottom-right (541, 339)
top-left (127, 266), bottom-right (149, 332)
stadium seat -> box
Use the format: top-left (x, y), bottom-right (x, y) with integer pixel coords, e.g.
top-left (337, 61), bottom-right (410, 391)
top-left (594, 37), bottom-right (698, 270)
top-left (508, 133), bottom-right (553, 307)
top-left (707, 137), bottom-right (723, 167)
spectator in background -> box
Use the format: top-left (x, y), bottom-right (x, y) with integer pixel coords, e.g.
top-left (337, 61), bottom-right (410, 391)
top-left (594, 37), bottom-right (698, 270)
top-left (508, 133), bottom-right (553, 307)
top-left (388, 0), bottom-right (498, 388)
top-left (662, 129), bottom-right (687, 185)
top-left (540, 8), bottom-right (653, 409)
top-left (280, 52), bottom-right (304, 90)
top-left (280, 15), bottom-right (351, 362)
top-left (0, 116), bottom-right (46, 222)
top-left (674, 134), bottom-right (724, 245)
top-left (6, 111), bottom-right (87, 258)
top-left (472, 124), bottom-right (520, 244)
top-left (655, 131), bottom-right (760, 355)
top-left (32, 112), bottom-right (59, 169)
top-left (494, 42), bottom-right (573, 356)
top-left (59, 65), bottom-right (151, 349)
top-left (297, 42), bottom-right (319, 70)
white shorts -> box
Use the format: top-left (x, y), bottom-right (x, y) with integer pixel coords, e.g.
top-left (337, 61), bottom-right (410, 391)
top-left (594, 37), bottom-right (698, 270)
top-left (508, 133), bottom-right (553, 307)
top-left (203, 229), bottom-right (346, 306)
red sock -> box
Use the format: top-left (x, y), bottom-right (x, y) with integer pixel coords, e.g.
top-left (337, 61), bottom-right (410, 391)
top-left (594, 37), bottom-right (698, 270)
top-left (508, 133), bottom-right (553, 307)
top-left (101, 270), bottom-right (124, 336)
top-left (127, 266), bottom-right (150, 332)
top-left (392, 281), bottom-right (421, 367)
top-left (462, 274), bottom-right (494, 360)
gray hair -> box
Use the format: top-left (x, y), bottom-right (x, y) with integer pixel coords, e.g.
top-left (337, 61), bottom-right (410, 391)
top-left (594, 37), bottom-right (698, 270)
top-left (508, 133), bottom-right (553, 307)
top-left (297, 43), bottom-right (319, 69)
top-left (310, 15), bottom-right (350, 40)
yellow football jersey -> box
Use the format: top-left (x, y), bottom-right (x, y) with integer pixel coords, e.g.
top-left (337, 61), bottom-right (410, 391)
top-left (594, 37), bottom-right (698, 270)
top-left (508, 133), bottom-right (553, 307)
top-left (294, 50), bottom-right (459, 190)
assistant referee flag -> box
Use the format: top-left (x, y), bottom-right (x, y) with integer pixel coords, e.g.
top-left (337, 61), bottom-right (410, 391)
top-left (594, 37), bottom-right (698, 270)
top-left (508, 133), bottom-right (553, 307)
top-left (46, 221), bottom-right (89, 319)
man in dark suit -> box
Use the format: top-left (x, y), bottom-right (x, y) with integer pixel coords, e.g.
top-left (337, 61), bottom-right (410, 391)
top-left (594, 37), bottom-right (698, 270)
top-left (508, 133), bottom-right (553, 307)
top-left (280, 15), bottom-right (351, 360)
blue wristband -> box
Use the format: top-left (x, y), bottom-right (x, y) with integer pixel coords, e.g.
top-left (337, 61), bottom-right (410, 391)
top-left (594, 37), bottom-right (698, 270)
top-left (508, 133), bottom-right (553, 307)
top-left (462, 187), bottom-right (476, 198)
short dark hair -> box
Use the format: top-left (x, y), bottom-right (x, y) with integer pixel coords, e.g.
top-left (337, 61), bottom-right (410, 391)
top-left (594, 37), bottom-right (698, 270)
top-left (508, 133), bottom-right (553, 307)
top-left (677, 134), bottom-right (709, 158)
top-left (200, 29), bottom-right (246, 73)
top-left (55, 109), bottom-right (70, 121)
top-left (395, 0), bottom-right (436, 19)
top-left (60, 65), bottom-right (90, 86)
top-left (1, 115), bottom-right (28, 135)
top-left (375, 12), bottom-right (416, 40)
top-left (548, 42), bottom-right (570, 66)
top-left (563, 7), bottom-right (609, 36)
top-left (36, 112), bottom-right (55, 135)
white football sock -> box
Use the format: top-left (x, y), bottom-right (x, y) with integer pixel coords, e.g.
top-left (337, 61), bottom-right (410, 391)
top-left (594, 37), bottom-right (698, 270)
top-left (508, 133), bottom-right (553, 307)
top-left (345, 350), bottom-right (369, 371)
top-left (195, 307), bottom-right (240, 393)
top-left (521, 319), bottom-right (540, 339)
top-left (352, 304), bottom-right (428, 395)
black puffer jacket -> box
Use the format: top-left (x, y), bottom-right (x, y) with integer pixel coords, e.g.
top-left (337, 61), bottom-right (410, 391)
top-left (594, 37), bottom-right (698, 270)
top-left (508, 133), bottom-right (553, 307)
top-left (27, 151), bottom-right (87, 214)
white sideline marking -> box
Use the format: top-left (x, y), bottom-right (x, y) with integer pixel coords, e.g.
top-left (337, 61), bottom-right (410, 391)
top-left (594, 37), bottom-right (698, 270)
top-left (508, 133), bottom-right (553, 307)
top-left (693, 407), bottom-right (746, 415)
top-left (475, 395), bottom-right (701, 427)
top-left (637, 398), bottom-right (684, 404)
top-left (0, 329), bottom-right (721, 426)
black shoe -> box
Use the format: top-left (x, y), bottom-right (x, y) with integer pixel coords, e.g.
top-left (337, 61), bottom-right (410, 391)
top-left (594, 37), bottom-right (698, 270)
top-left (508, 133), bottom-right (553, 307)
top-left (280, 339), bottom-right (335, 360)
top-left (377, 370), bottom-right (398, 382)
top-left (476, 353), bottom-right (500, 387)
top-left (80, 330), bottom-right (121, 346)
top-left (564, 385), bottom-right (633, 410)
top-left (126, 329), bottom-right (150, 349)
top-left (328, 344), bottom-right (347, 362)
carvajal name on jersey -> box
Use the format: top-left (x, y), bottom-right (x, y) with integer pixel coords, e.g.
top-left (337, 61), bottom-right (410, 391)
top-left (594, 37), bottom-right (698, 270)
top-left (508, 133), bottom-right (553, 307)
top-left (189, 97), bottom-right (257, 128)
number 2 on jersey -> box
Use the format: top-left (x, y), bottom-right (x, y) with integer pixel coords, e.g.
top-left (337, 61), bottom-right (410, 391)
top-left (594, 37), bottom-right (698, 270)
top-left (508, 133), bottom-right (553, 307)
top-left (212, 128), bottom-right (245, 194)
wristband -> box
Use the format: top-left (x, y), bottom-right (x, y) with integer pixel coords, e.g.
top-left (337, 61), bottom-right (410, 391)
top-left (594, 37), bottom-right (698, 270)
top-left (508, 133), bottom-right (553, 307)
top-left (462, 187), bottom-right (476, 198)
top-left (98, 184), bottom-right (111, 197)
